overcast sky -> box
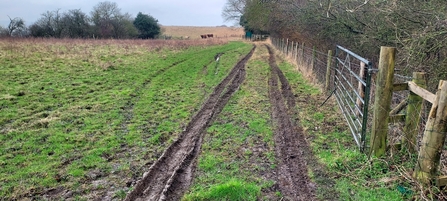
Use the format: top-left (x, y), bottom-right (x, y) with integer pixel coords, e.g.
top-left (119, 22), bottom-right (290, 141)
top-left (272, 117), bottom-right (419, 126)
top-left (0, 0), bottom-right (234, 28)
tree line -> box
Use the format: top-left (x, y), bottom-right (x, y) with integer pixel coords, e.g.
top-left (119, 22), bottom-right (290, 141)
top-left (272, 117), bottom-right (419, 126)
top-left (223, 0), bottom-right (447, 90)
top-left (0, 1), bottom-right (160, 39)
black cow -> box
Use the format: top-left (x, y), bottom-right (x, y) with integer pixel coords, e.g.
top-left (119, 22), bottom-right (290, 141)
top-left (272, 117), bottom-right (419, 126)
top-left (200, 34), bottom-right (207, 39)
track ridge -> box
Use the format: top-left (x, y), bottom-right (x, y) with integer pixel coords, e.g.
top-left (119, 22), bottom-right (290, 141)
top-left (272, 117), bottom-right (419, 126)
top-left (266, 45), bottom-right (315, 200)
top-left (119, 59), bottom-right (189, 136)
top-left (125, 46), bottom-right (256, 201)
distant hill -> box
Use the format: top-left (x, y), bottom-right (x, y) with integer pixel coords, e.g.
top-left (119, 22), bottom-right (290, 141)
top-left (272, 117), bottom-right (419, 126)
top-left (161, 26), bottom-right (245, 39)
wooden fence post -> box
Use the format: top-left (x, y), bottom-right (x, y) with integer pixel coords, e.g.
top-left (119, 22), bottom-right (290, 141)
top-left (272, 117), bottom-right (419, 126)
top-left (369, 46), bottom-right (396, 157)
top-left (414, 80), bottom-right (447, 184)
top-left (325, 50), bottom-right (333, 92)
top-left (311, 46), bottom-right (316, 72)
top-left (291, 41), bottom-right (294, 58)
top-left (295, 42), bottom-right (298, 61)
top-left (285, 38), bottom-right (289, 54)
top-left (356, 62), bottom-right (366, 117)
top-left (301, 43), bottom-right (305, 66)
top-left (403, 72), bottom-right (426, 153)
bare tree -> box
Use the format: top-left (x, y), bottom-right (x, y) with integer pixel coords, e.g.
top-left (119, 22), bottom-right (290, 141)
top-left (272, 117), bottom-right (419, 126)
top-left (90, 1), bottom-right (136, 38)
top-left (7, 16), bottom-right (25, 36)
top-left (222, 0), bottom-right (246, 23)
top-left (60, 9), bottom-right (91, 38)
top-left (29, 9), bottom-right (64, 37)
top-left (0, 25), bottom-right (8, 37)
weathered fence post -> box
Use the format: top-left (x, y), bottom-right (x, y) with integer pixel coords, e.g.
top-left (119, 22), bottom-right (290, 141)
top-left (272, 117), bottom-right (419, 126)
top-left (301, 43), bottom-right (305, 66)
top-left (295, 42), bottom-right (298, 61)
top-left (414, 80), bottom-right (447, 184)
top-left (311, 46), bottom-right (316, 73)
top-left (285, 38), bottom-right (289, 54)
top-left (291, 41), bottom-right (294, 58)
top-left (403, 72), bottom-right (426, 153)
top-left (369, 46), bottom-right (396, 157)
top-left (356, 62), bottom-right (366, 117)
top-left (325, 50), bottom-right (333, 92)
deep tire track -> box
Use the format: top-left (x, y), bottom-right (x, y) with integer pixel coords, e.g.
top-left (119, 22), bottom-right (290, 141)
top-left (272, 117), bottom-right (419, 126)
top-left (125, 46), bottom-right (256, 201)
top-left (266, 45), bottom-right (315, 200)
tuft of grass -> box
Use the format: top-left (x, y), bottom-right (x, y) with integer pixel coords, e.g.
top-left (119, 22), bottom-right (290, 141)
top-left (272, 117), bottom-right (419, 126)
top-left (182, 179), bottom-right (261, 201)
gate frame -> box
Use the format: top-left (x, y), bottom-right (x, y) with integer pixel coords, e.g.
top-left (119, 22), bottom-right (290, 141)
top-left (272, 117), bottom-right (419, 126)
top-left (334, 45), bottom-right (373, 152)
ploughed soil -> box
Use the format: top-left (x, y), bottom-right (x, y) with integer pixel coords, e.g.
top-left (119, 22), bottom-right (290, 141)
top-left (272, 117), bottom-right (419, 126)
top-left (266, 45), bottom-right (315, 200)
top-left (125, 46), bottom-right (256, 201)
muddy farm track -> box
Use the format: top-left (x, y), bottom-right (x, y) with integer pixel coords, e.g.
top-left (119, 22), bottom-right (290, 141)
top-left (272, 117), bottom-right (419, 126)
top-left (266, 45), bottom-right (315, 200)
top-left (125, 46), bottom-right (256, 201)
top-left (125, 44), bottom-right (315, 200)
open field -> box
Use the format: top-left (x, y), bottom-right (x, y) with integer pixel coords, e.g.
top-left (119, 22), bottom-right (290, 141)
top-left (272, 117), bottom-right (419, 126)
top-left (0, 38), bottom-right (409, 200)
top-left (161, 26), bottom-right (245, 39)
top-left (0, 38), bottom-right (252, 199)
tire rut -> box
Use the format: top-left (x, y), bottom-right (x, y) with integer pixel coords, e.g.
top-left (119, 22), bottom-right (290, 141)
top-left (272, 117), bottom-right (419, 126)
top-left (125, 45), bottom-right (256, 201)
top-left (119, 59), bottom-right (188, 136)
top-left (266, 45), bottom-right (315, 200)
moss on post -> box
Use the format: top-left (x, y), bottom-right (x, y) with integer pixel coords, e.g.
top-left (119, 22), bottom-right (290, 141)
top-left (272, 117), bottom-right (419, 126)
top-left (369, 46), bottom-right (396, 157)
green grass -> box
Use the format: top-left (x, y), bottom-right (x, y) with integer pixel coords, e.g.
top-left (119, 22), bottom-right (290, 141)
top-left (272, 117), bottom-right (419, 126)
top-left (276, 56), bottom-right (408, 200)
top-left (183, 179), bottom-right (261, 201)
top-left (183, 45), bottom-right (277, 200)
top-left (0, 39), bottom-right (253, 199)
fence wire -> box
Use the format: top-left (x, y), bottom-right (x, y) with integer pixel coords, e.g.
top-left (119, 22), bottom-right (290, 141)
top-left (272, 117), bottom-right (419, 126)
top-left (271, 37), bottom-right (435, 155)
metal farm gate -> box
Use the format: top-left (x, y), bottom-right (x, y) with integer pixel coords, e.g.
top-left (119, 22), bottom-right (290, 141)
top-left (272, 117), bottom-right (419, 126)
top-left (333, 46), bottom-right (373, 152)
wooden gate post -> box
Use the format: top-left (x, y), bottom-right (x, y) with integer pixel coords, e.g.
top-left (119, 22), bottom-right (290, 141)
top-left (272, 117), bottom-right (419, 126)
top-left (356, 62), bottom-right (366, 117)
top-left (415, 80), bottom-right (447, 184)
top-left (325, 50), bottom-right (333, 92)
top-left (403, 72), bottom-right (427, 153)
top-left (369, 46), bottom-right (396, 157)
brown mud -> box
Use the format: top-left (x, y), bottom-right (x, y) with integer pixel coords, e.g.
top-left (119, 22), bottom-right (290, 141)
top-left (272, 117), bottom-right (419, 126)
top-left (125, 46), bottom-right (256, 201)
top-left (266, 45), bottom-right (316, 200)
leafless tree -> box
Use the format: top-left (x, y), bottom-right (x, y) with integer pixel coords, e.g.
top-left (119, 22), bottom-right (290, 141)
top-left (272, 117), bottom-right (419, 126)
top-left (222, 0), bottom-right (246, 23)
top-left (7, 16), bottom-right (25, 36)
top-left (90, 1), bottom-right (133, 38)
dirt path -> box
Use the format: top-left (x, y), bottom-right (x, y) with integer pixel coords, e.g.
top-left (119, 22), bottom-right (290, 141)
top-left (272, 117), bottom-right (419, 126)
top-left (125, 46), bottom-right (256, 201)
top-left (266, 45), bottom-right (315, 200)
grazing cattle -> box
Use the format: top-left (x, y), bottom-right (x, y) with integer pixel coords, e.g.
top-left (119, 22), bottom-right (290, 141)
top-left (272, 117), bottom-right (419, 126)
top-left (200, 34), bottom-right (207, 39)
top-left (184, 36), bottom-right (190, 40)
top-left (207, 34), bottom-right (214, 38)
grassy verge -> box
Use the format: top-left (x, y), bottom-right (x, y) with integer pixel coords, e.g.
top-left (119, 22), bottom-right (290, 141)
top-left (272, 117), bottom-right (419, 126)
top-left (275, 54), bottom-right (411, 200)
top-left (0, 39), bottom-right (252, 199)
top-left (183, 45), bottom-right (279, 200)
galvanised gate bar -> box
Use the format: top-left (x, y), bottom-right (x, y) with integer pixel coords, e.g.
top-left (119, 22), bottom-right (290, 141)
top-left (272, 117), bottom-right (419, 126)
top-left (334, 45), bottom-right (373, 152)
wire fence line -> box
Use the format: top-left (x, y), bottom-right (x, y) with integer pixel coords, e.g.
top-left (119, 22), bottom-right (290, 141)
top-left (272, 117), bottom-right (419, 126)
top-left (272, 37), bottom-right (447, 187)
top-left (270, 37), bottom-right (432, 153)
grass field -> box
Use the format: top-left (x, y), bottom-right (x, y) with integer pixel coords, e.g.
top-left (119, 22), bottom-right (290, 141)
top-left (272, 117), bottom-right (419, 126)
top-left (0, 37), bottom-right (409, 200)
top-left (0, 38), bottom-right (252, 199)
top-left (162, 26), bottom-right (245, 39)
